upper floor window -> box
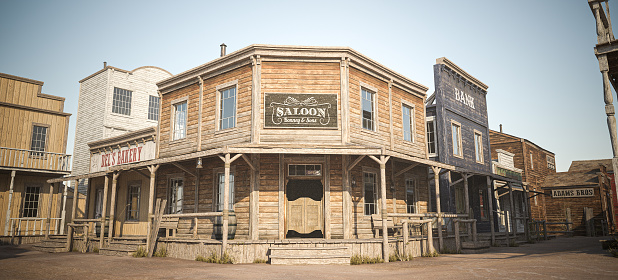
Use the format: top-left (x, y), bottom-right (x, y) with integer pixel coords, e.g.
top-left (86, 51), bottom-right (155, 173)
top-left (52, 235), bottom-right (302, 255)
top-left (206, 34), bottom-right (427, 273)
top-left (30, 125), bottom-right (48, 156)
top-left (215, 172), bottom-right (235, 211)
top-left (451, 121), bottom-right (462, 157)
top-left (402, 104), bottom-right (414, 142)
top-left (148, 95), bottom-right (160, 121)
top-left (219, 86), bottom-right (237, 130)
top-left (405, 178), bottom-right (416, 214)
top-left (426, 117), bottom-right (437, 156)
top-left (112, 87), bottom-right (132, 115)
top-left (361, 88), bottom-right (375, 131)
top-left (22, 186), bottom-right (41, 218)
top-left (172, 101), bottom-right (187, 140)
top-left (546, 155), bottom-right (555, 170)
top-left (474, 130), bottom-right (483, 163)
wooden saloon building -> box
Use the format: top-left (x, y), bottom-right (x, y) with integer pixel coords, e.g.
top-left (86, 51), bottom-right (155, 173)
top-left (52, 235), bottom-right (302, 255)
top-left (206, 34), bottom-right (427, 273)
top-left (50, 45), bottom-right (494, 263)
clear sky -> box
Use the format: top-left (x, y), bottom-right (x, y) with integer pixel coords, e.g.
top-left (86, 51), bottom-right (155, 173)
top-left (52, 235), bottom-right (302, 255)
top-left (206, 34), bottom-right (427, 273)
top-left (0, 0), bottom-right (613, 172)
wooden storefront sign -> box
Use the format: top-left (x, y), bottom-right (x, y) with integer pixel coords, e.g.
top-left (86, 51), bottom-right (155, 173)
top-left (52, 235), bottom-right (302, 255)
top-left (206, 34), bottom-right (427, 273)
top-left (551, 188), bottom-right (594, 198)
top-left (90, 140), bottom-right (156, 172)
top-left (265, 93), bottom-right (337, 128)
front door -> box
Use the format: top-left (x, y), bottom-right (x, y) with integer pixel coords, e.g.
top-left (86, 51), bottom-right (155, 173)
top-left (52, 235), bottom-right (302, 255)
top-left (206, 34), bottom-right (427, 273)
top-left (286, 180), bottom-right (323, 238)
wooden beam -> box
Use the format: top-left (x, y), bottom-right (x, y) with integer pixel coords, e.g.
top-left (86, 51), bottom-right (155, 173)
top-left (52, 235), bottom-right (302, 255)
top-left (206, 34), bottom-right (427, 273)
top-left (134, 169), bottom-right (151, 180)
top-left (347, 155), bottom-right (365, 171)
top-left (171, 162), bottom-right (197, 177)
top-left (394, 162), bottom-right (420, 177)
top-left (241, 154), bottom-right (256, 171)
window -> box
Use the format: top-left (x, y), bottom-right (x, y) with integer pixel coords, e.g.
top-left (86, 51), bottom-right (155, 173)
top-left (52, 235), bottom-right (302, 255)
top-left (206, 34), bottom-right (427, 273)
top-left (148, 95), bottom-right (160, 121)
top-left (215, 172), bottom-right (235, 211)
top-left (167, 178), bottom-right (183, 214)
top-left (547, 155), bottom-right (555, 170)
top-left (30, 125), bottom-right (48, 156)
top-left (426, 117), bottom-right (437, 156)
top-left (364, 171), bottom-right (378, 215)
top-left (405, 178), bottom-right (416, 214)
top-left (474, 130), bottom-right (483, 163)
top-left (22, 186), bottom-right (41, 218)
top-left (112, 87), bottom-right (132, 115)
top-left (451, 121), bottom-right (462, 157)
top-left (402, 104), bottom-right (414, 142)
top-left (530, 152), bottom-right (534, 170)
top-left (172, 102), bottom-right (187, 140)
top-left (288, 164), bottom-right (322, 176)
top-left (126, 184), bottom-right (140, 221)
top-left (361, 88), bottom-right (375, 131)
top-left (219, 86), bottom-right (236, 130)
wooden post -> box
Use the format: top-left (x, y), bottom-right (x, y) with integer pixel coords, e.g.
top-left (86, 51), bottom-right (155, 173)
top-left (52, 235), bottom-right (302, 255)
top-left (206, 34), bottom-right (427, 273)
top-left (402, 220), bottom-right (408, 256)
top-left (454, 220), bottom-right (460, 253)
top-left (250, 154), bottom-right (259, 240)
top-left (463, 173), bottom-right (470, 233)
top-left (585, 207), bottom-right (594, 236)
top-left (472, 219), bottom-right (477, 243)
top-left (99, 175), bottom-right (110, 249)
top-left (218, 153), bottom-right (242, 256)
top-left (566, 208), bottom-right (572, 236)
top-left (543, 220), bottom-right (548, 240)
top-left (427, 219), bottom-right (434, 254)
top-left (507, 182), bottom-right (516, 240)
top-left (342, 155), bottom-right (350, 239)
top-left (107, 172), bottom-right (120, 243)
top-left (430, 166), bottom-right (443, 252)
top-left (146, 165), bottom-right (159, 255)
top-left (369, 155), bottom-right (390, 262)
top-left (523, 187), bottom-right (530, 241)
top-left (324, 155), bottom-right (331, 239)
top-left (278, 154), bottom-right (285, 240)
top-left (487, 176), bottom-right (495, 245)
top-left (45, 183), bottom-right (54, 238)
top-left (4, 170), bottom-right (16, 236)
top-left (67, 180), bottom-right (79, 251)
top-left (60, 182), bottom-right (68, 235)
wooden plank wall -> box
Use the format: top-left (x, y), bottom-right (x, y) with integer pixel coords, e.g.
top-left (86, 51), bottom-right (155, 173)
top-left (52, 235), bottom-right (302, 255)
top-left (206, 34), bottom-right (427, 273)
top-left (259, 61), bottom-right (342, 144)
top-left (0, 75), bottom-right (68, 154)
top-left (257, 154), bottom-right (279, 239)
top-left (391, 86), bottom-right (427, 156)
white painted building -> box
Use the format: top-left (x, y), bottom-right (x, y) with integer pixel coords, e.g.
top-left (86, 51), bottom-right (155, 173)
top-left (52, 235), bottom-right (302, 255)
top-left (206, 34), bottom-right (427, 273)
top-left (72, 64), bottom-right (172, 182)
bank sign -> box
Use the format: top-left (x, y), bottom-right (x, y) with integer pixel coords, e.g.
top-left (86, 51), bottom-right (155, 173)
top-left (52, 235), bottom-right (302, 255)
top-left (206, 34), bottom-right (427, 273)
top-left (265, 93), bottom-right (337, 128)
top-left (551, 188), bottom-right (594, 198)
top-left (90, 141), bottom-right (156, 172)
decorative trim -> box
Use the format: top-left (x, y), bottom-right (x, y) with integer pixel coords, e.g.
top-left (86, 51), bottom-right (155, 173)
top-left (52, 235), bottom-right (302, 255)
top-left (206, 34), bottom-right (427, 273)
top-left (0, 72), bottom-right (43, 85)
top-left (0, 101), bottom-right (71, 116)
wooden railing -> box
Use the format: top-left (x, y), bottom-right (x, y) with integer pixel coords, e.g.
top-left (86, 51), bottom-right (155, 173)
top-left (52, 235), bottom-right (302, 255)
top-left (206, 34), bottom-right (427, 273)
top-left (161, 212), bottom-right (223, 238)
top-left (0, 147), bottom-right (71, 172)
top-left (9, 217), bottom-right (61, 236)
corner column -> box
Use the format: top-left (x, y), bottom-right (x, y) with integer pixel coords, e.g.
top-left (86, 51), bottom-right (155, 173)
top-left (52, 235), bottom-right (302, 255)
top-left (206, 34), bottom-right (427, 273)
top-left (146, 165), bottom-right (159, 252)
top-left (60, 182), bottom-right (68, 235)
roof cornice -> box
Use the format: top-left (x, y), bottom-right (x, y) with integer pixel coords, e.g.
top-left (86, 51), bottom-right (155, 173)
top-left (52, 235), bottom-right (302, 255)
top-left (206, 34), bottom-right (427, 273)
top-left (436, 57), bottom-right (488, 91)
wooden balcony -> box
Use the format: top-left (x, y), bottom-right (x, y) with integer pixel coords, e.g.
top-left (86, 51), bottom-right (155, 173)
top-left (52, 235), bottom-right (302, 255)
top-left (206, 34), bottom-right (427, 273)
top-left (0, 147), bottom-right (71, 173)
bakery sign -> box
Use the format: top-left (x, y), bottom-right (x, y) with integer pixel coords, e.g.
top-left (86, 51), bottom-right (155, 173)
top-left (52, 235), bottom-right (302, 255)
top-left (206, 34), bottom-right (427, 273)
top-left (265, 93), bottom-right (337, 128)
top-left (551, 188), bottom-right (594, 198)
top-left (90, 140), bottom-right (156, 172)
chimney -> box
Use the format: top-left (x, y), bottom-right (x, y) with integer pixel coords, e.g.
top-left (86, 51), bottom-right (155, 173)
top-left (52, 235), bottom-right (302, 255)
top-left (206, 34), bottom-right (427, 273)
top-left (103, 62), bottom-right (107, 68)
top-left (220, 43), bottom-right (227, 57)
top-left (500, 124), bottom-right (503, 133)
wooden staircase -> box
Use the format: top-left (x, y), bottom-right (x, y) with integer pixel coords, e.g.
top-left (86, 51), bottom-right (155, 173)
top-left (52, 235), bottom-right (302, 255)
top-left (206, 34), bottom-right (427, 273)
top-left (268, 246), bottom-right (351, 265)
top-left (31, 235), bottom-right (67, 253)
top-left (98, 236), bottom-right (147, 257)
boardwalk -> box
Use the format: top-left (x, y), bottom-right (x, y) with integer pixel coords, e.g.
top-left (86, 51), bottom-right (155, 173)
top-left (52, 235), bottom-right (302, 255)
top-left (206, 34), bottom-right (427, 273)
top-left (0, 236), bottom-right (616, 279)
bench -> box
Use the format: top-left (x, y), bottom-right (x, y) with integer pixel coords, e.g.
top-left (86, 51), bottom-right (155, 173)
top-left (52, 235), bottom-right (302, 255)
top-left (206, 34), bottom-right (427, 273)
top-left (160, 217), bottom-right (179, 238)
top-left (371, 214), bottom-right (402, 238)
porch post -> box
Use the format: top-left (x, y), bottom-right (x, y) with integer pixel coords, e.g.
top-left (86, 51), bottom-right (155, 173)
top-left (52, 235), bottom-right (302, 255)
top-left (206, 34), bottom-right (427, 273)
top-left (146, 165), bottom-right (159, 252)
top-left (45, 183), bottom-right (54, 238)
top-left (369, 155), bottom-right (390, 262)
top-left (523, 186), bottom-right (530, 241)
top-left (250, 154), bottom-right (259, 240)
top-left (463, 173), bottom-right (471, 239)
top-left (60, 182), bottom-right (68, 235)
top-left (67, 179), bottom-right (79, 251)
top-left (342, 155), bottom-right (350, 239)
top-left (99, 175), bottom-right (110, 249)
top-left (324, 155), bottom-right (331, 239)
top-left (108, 172), bottom-right (120, 243)
top-left (4, 170), bottom-right (16, 236)
top-left (508, 182), bottom-right (516, 240)
top-left (431, 166), bottom-right (443, 252)
top-left (222, 153), bottom-right (231, 256)
top-left (487, 176), bottom-right (495, 245)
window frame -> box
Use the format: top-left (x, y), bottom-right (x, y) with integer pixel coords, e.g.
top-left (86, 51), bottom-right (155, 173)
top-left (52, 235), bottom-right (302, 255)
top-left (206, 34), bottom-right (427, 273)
top-left (148, 95), bottom-right (160, 121)
top-left (546, 155), bottom-right (555, 170)
top-left (288, 164), bottom-right (322, 177)
top-left (213, 167), bottom-right (235, 212)
top-left (530, 152), bottom-right (534, 170)
top-left (30, 123), bottom-right (49, 157)
top-left (451, 120), bottom-right (463, 158)
top-left (362, 167), bottom-right (379, 216)
top-left (167, 176), bottom-right (184, 214)
top-left (360, 82), bottom-right (378, 132)
top-left (426, 116), bottom-right (437, 157)
top-left (126, 182), bottom-right (141, 221)
top-left (22, 185), bottom-right (41, 218)
top-left (474, 129), bottom-right (484, 164)
top-left (215, 80), bottom-right (238, 132)
top-left (405, 175), bottom-right (417, 214)
top-left (171, 97), bottom-right (188, 141)
top-left (402, 102), bottom-right (415, 143)
top-left (111, 87), bottom-right (133, 116)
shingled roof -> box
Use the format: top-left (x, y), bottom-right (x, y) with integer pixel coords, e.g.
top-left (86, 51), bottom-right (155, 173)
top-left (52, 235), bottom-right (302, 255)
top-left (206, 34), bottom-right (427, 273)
top-left (568, 159), bottom-right (613, 172)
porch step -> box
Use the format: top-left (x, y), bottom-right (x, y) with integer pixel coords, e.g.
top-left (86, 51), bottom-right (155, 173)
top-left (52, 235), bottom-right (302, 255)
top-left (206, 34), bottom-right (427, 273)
top-left (269, 246), bottom-right (350, 265)
top-left (31, 235), bottom-right (67, 253)
top-left (98, 236), bottom-right (147, 257)
top-left (461, 241), bottom-right (490, 254)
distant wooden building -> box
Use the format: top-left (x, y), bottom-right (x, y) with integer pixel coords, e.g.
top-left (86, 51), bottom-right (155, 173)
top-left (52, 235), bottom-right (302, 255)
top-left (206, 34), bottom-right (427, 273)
top-left (541, 159), bottom-right (616, 235)
top-left (489, 129), bottom-right (557, 222)
top-left (0, 72), bottom-right (72, 242)
top-left (51, 45), bottom-right (479, 263)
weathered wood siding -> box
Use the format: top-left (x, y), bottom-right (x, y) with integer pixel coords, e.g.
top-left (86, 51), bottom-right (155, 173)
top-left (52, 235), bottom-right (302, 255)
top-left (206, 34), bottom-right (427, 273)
top-left (258, 154), bottom-right (279, 239)
top-left (159, 83), bottom-right (200, 157)
top-left (259, 61), bottom-right (342, 144)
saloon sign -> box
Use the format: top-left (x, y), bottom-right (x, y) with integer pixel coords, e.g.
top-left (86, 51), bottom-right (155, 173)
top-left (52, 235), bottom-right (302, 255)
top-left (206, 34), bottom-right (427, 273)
top-left (265, 93), bottom-right (337, 128)
top-left (551, 188), bottom-right (594, 198)
top-left (90, 140), bottom-right (156, 172)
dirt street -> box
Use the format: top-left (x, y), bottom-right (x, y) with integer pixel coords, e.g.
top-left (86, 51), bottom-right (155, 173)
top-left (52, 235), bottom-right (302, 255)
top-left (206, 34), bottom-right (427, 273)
top-left (0, 236), bottom-right (616, 279)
